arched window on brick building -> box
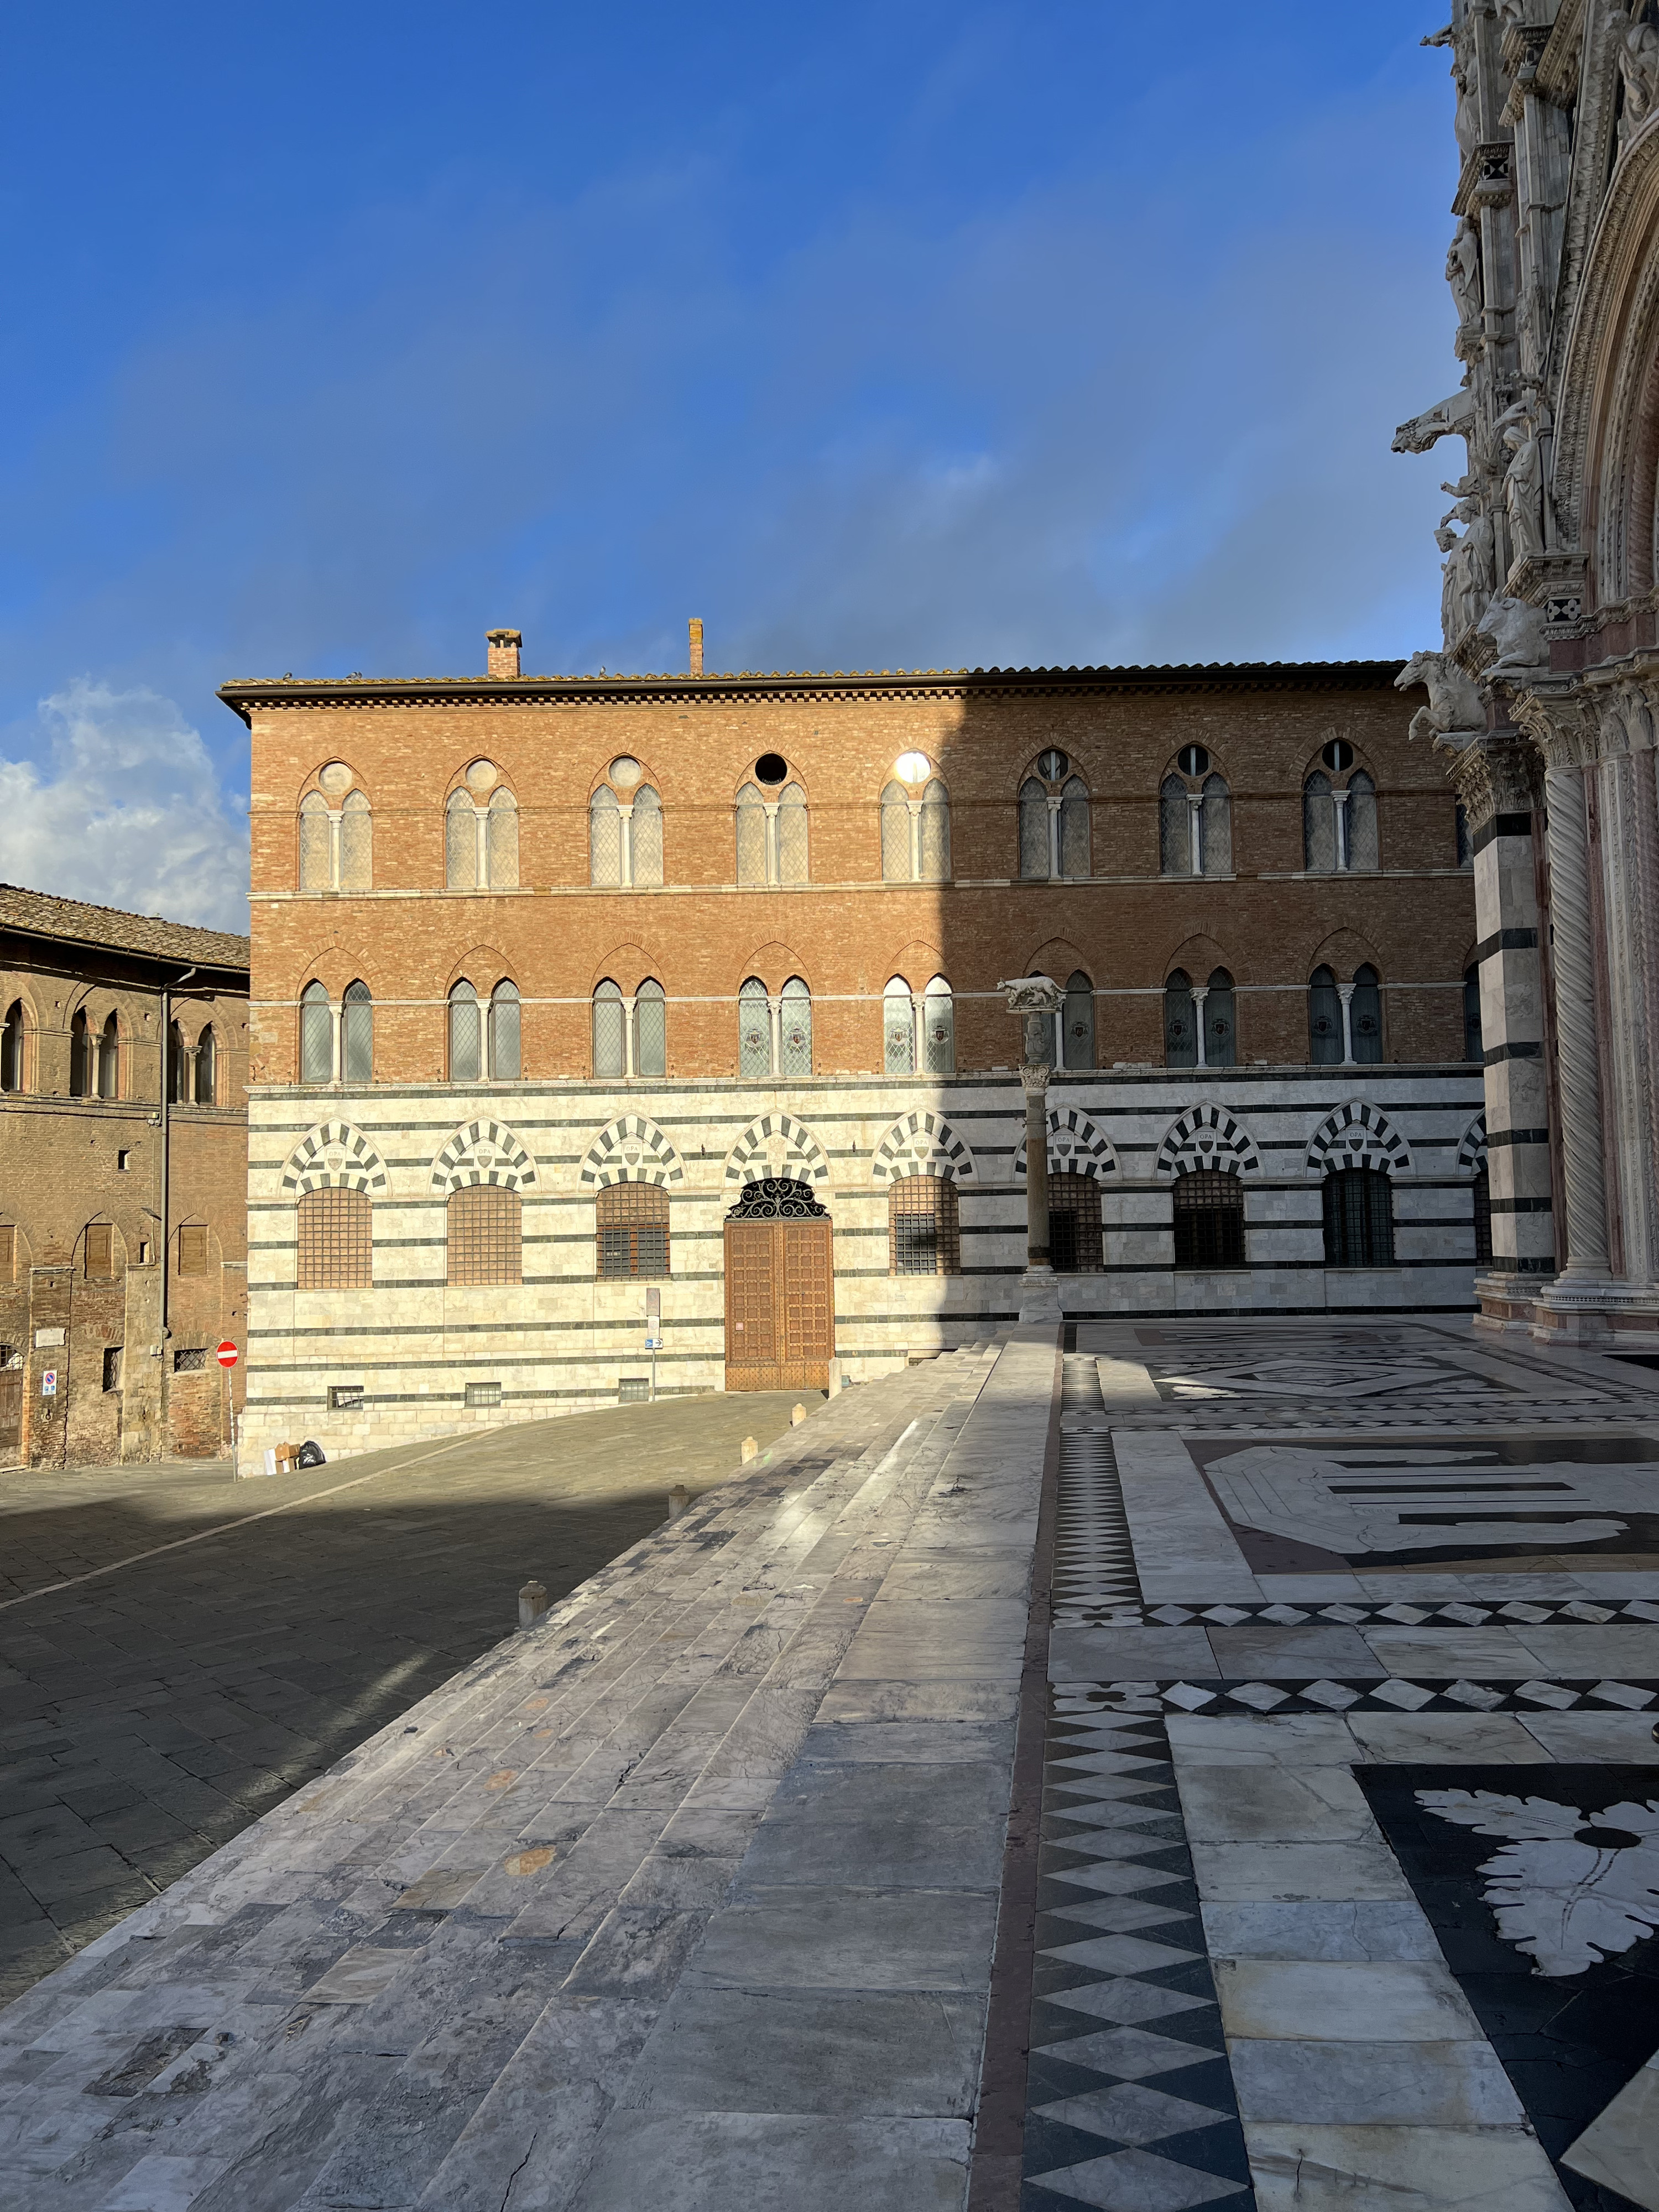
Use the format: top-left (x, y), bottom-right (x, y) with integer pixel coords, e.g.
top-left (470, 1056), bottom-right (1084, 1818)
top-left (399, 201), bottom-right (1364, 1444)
top-left (1, 1000), bottom-right (25, 1093)
top-left (884, 977), bottom-right (915, 1074)
top-left (1303, 739), bottom-right (1379, 873)
top-left (193, 1024), bottom-right (215, 1105)
top-left (70, 1010), bottom-right (93, 1098)
top-left (590, 759), bottom-right (663, 888)
top-left (881, 757), bottom-right (950, 881)
top-left (341, 982), bottom-right (373, 1084)
top-left (1160, 747), bottom-right (1230, 876)
top-left (1019, 751), bottom-right (1091, 880)
top-left (922, 977), bottom-right (954, 1074)
top-left (298, 769), bottom-right (372, 891)
top-left (300, 982), bottom-right (332, 1084)
top-left (1062, 971), bottom-right (1095, 1070)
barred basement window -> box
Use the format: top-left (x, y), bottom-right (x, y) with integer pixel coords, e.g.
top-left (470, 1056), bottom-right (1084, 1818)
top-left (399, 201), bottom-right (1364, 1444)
top-left (329, 1383), bottom-right (364, 1411)
top-left (297, 1187), bottom-right (372, 1290)
top-left (1322, 1167), bottom-right (1395, 1267)
top-left (1048, 1174), bottom-right (1103, 1274)
top-left (178, 1224), bottom-right (208, 1276)
top-left (1172, 1170), bottom-right (1245, 1269)
top-left (465, 1381), bottom-right (503, 1408)
top-left (447, 1185), bottom-right (522, 1286)
top-left (888, 1175), bottom-right (960, 1276)
top-left (173, 1347), bottom-right (207, 1373)
top-left (84, 1223), bottom-right (114, 1277)
top-left (596, 1181), bottom-right (670, 1280)
top-left (618, 1377), bottom-right (650, 1403)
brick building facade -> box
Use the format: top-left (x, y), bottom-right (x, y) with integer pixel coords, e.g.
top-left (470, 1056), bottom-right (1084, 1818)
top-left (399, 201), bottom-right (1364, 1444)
top-left (0, 887), bottom-right (249, 1468)
top-left (226, 635), bottom-right (1479, 1459)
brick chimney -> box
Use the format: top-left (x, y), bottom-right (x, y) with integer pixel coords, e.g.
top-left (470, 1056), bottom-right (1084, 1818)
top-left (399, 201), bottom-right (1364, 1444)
top-left (688, 618), bottom-right (704, 677)
top-left (487, 628), bottom-right (522, 679)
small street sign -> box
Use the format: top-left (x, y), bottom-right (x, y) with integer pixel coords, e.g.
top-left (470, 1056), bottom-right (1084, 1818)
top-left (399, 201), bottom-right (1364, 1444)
top-left (41, 1370), bottom-right (56, 1396)
top-left (216, 1342), bottom-right (238, 1369)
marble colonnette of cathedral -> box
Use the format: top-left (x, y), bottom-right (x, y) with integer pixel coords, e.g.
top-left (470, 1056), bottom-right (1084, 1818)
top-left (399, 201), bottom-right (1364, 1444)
top-left (224, 643), bottom-right (1481, 1458)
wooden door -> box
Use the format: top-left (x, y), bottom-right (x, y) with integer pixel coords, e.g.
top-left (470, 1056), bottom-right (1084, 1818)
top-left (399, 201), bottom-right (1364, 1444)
top-left (0, 1369), bottom-right (21, 1463)
top-left (724, 1217), bottom-right (834, 1390)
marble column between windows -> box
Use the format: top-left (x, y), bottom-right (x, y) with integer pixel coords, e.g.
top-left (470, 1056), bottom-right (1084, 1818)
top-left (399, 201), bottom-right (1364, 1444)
top-left (1337, 982), bottom-right (1355, 1066)
top-left (1021, 1064), bottom-right (1051, 1269)
top-left (1191, 985), bottom-right (1209, 1069)
top-left (1542, 762), bottom-right (1611, 1284)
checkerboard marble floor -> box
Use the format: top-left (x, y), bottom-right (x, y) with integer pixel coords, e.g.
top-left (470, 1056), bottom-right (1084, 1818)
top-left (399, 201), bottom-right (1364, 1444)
top-left (1026, 1320), bottom-right (1659, 2212)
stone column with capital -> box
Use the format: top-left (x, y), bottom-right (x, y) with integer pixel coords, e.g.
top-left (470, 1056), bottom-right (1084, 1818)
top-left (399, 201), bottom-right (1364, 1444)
top-left (1000, 975), bottom-right (1065, 1325)
top-left (1538, 748), bottom-right (1613, 1290)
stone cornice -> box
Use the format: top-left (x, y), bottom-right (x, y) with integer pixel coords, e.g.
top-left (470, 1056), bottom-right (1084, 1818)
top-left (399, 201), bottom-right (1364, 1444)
top-left (216, 659), bottom-right (1408, 725)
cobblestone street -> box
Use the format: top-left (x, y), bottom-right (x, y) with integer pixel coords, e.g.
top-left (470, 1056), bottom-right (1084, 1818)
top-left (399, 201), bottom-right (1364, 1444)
top-left (0, 1394), bottom-right (804, 2004)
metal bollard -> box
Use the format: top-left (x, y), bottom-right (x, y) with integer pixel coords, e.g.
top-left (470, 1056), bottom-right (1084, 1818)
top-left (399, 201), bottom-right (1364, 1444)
top-left (740, 1436), bottom-right (758, 1463)
top-left (667, 1483), bottom-right (691, 1520)
top-left (518, 1579), bottom-right (549, 1631)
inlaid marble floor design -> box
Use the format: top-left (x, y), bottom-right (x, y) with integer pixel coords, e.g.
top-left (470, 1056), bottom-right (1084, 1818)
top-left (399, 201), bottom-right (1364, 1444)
top-left (1042, 1314), bottom-right (1659, 2212)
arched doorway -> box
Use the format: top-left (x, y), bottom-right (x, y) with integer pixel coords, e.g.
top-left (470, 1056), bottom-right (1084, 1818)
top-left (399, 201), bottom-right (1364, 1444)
top-left (723, 1177), bottom-right (834, 1391)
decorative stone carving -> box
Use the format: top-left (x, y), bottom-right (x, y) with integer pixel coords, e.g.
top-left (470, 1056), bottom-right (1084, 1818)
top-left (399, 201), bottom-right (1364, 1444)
top-left (1438, 496), bottom-right (1496, 641)
top-left (1392, 386), bottom-right (1477, 455)
top-left (1446, 218), bottom-right (1483, 353)
top-left (283, 1120), bottom-right (389, 1197)
top-left (577, 1113), bottom-right (682, 1191)
top-left (1497, 399), bottom-right (1548, 570)
top-left (433, 1118), bottom-right (537, 1195)
top-left (1156, 1104), bottom-right (1262, 1181)
top-left (1618, 10), bottom-right (1659, 145)
top-left (1305, 1102), bottom-right (1412, 1180)
top-left (1477, 594), bottom-right (1549, 677)
top-left (1015, 1105), bottom-right (1119, 1182)
top-left (870, 1109), bottom-right (976, 1186)
top-left (723, 1112), bottom-right (829, 1187)
top-left (1395, 649), bottom-right (1485, 745)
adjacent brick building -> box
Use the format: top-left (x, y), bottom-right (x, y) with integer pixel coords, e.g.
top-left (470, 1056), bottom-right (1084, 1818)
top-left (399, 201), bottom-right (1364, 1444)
top-left (224, 633), bottom-right (1479, 1459)
top-left (0, 886), bottom-right (249, 1467)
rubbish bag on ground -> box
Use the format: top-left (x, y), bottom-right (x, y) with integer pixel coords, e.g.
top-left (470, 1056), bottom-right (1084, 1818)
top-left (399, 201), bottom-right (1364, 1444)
top-left (295, 1439), bottom-right (327, 1469)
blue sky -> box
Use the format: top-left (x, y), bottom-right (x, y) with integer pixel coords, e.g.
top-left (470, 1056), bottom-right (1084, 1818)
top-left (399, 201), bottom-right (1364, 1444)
top-left (0, 2), bottom-right (1460, 927)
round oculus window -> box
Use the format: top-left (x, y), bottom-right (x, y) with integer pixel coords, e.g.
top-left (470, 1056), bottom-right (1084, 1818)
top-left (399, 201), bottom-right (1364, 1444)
top-left (1036, 748), bottom-right (1069, 781)
top-left (465, 759), bottom-right (498, 793)
top-left (318, 761), bottom-right (353, 795)
top-left (1322, 738), bottom-right (1354, 771)
top-left (754, 753), bottom-right (789, 785)
top-left (894, 750), bottom-right (931, 783)
top-left (608, 755), bottom-right (644, 790)
top-left (1178, 745), bottom-right (1210, 778)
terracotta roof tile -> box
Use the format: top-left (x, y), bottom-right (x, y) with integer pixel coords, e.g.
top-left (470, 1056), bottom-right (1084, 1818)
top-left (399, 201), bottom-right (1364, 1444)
top-left (0, 883), bottom-right (249, 972)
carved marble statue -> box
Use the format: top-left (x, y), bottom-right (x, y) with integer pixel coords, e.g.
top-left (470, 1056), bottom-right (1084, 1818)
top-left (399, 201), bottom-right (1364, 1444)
top-left (1392, 386), bottom-right (1475, 455)
top-left (1438, 497), bottom-right (1495, 641)
top-left (1498, 400), bottom-right (1546, 568)
top-left (1619, 12), bottom-right (1659, 143)
top-left (1477, 594), bottom-right (1548, 677)
top-left (1446, 219), bottom-right (1481, 336)
top-left (1395, 650), bottom-right (1485, 747)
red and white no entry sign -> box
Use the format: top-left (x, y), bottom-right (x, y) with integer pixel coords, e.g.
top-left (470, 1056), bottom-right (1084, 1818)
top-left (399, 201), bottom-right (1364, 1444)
top-left (216, 1341), bottom-right (238, 1369)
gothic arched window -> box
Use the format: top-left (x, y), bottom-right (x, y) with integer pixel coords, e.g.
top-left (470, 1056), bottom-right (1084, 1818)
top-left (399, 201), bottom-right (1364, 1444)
top-left (487, 789), bottom-right (519, 886)
top-left (1063, 971), bottom-right (1095, 1070)
top-left (1303, 740), bottom-right (1377, 873)
top-left (736, 784), bottom-right (767, 886)
top-left (919, 778), bottom-right (951, 880)
top-left (341, 982), bottom-right (373, 1085)
top-left (591, 784), bottom-right (622, 886)
top-left (70, 1010), bottom-right (93, 1098)
top-left (778, 782), bottom-right (808, 884)
top-left (299, 769), bottom-right (371, 891)
top-left (164, 1019), bottom-right (184, 1103)
top-left (779, 977), bottom-right (812, 1074)
top-left (1202, 967), bottom-right (1237, 1068)
top-left (1308, 966), bottom-right (1342, 1065)
top-left (1160, 747), bottom-right (1229, 875)
top-left (449, 980), bottom-right (481, 1082)
top-left (632, 784), bottom-right (663, 886)
top-left (1018, 751), bottom-right (1092, 880)
top-left (193, 1024), bottom-right (215, 1105)
top-left (884, 977), bottom-right (915, 1074)
top-left (1, 1000), bottom-right (24, 1093)
top-left (299, 791), bottom-right (332, 889)
top-left (1019, 778), bottom-right (1048, 879)
top-left (1164, 969), bottom-right (1196, 1068)
top-left (593, 980), bottom-right (625, 1079)
top-left (300, 982), bottom-right (332, 1084)
top-left (1351, 963), bottom-right (1383, 1064)
top-left (339, 790), bottom-right (372, 890)
top-left (922, 976), bottom-right (954, 1074)
top-left (98, 1014), bottom-right (121, 1100)
top-left (739, 978), bottom-right (771, 1077)
top-left (635, 979), bottom-right (666, 1078)
top-left (489, 980), bottom-right (521, 1080)
top-left (446, 789), bottom-right (477, 890)
top-left (880, 782), bottom-right (911, 881)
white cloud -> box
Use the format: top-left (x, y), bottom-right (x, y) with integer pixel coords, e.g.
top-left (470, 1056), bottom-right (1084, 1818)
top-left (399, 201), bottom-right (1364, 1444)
top-left (0, 680), bottom-right (248, 933)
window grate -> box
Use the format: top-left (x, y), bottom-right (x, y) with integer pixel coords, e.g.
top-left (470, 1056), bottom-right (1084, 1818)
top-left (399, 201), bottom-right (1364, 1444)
top-left (1172, 1170), bottom-right (1246, 1269)
top-left (1322, 1167), bottom-right (1395, 1267)
top-left (329, 1383), bottom-right (364, 1410)
top-left (618, 1377), bottom-right (650, 1403)
top-left (1048, 1175), bottom-right (1104, 1274)
top-left (888, 1175), bottom-right (960, 1276)
top-left (173, 1347), bottom-right (207, 1373)
top-left (447, 1186), bottom-right (521, 1285)
top-left (597, 1182), bottom-right (670, 1279)
top-left (298, 1187), bottom-right (372, 1290)
top-left (465, 1381), bottom-right (502, 1408)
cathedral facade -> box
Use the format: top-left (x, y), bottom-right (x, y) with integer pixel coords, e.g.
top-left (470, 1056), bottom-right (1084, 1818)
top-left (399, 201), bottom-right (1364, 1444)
top-left (1400, 0), bottom-right (1659, 1342)
top-left (227, 635), bottom-right (1481, 1459)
